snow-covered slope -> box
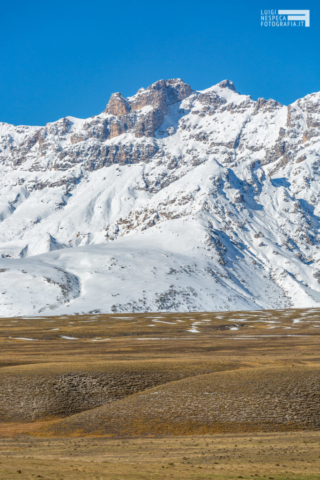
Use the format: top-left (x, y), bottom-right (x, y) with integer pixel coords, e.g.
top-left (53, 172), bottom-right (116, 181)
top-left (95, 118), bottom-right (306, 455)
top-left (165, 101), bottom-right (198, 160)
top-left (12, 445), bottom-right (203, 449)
top-left (1, 78), bottom-right (320, 316)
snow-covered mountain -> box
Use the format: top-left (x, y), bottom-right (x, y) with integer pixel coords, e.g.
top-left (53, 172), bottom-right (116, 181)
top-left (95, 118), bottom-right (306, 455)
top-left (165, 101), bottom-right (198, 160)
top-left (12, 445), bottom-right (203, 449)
top-left (1, 78), bottom-right (320, 316)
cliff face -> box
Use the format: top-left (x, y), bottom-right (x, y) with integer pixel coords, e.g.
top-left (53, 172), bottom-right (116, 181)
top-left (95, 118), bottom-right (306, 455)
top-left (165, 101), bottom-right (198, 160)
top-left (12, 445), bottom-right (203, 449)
top-left (1, 78), bottom-right (320, 316)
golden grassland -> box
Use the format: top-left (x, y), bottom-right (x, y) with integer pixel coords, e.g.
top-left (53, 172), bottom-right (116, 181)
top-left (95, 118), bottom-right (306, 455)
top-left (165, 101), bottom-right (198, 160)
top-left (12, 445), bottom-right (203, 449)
top-left (1, 432), bottom-right (320, 480)
top-left (0, 308), bottom-right (320, 479)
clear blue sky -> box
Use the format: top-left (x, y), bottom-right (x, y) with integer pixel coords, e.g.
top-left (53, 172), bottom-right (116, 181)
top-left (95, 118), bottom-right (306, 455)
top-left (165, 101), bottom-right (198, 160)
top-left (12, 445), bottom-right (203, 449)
top-left (0, 0), bottom-right (319, 126)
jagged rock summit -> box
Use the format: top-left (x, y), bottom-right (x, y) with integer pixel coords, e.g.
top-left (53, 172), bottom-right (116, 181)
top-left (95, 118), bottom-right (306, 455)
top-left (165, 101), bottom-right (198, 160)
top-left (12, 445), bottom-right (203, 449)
top-left (105, 79), bottom-right (192, 115)
top-left (103, 79), bottom-right (192, 138)
top-left (1, 78), bottom-right (320, 316)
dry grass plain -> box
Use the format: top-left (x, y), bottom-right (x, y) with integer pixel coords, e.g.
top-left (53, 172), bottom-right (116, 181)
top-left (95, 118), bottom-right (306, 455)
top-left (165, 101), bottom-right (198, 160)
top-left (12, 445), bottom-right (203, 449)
top-left (0, 308), bottom-right (320, 479)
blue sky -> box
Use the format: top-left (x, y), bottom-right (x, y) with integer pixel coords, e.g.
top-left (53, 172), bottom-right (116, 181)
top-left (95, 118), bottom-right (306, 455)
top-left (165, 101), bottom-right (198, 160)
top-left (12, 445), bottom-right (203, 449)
top-left (0, 0), bottom-right (319, 125)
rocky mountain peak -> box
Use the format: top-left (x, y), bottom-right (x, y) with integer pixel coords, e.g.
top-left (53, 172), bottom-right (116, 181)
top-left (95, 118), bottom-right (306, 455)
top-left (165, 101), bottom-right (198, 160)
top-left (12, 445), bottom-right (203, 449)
top-left (131, 78), bottom-right (192, 110)
top-left (105, 92), bottom-right (130, 117)
top-left (218, 79), bottom-right (237, 92)
top-left (105, 78), bottom-right (192, 118)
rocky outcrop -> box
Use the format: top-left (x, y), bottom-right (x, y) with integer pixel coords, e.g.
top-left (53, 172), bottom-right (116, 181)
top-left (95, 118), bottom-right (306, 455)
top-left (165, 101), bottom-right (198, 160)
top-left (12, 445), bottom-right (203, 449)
top-left (104, 79), bottom-right (193, 138)
top-left (105, 92), bottom-right (130, 116)
top-left (218, 79), bottom-right (237, 91)
top-left (129, 79), bottom-right (192, 112)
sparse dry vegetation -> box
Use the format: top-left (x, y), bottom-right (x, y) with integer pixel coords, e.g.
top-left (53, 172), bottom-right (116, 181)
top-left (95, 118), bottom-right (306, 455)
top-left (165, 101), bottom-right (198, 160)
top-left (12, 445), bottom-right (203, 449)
top-left (0, 308), bottom-right (320, 479)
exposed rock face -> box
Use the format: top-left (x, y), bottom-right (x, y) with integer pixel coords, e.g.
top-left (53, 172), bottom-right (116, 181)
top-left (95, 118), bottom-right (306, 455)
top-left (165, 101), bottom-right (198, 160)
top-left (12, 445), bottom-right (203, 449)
top-left (1, 78), bottom-right (320, 315)
top-left (103, 79), bottom-right (193, 139)
top-left (105, 92), bottom-right (130, 116)
top-left (105, 79), bottom-right (192, 116)
top-left (218, 79), bottom-right (237, 91)
top-left (128, 79), bottom-right (192, 112)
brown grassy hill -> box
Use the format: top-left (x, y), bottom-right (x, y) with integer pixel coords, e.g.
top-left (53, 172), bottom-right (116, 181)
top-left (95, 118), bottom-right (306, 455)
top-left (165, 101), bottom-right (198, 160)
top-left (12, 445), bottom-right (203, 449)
top-left (1, 309), bottom-right (320, 438)
top-left (0, 360), bottom-right (241, 422)
top-left (43, 365), bottom-right (320, 437)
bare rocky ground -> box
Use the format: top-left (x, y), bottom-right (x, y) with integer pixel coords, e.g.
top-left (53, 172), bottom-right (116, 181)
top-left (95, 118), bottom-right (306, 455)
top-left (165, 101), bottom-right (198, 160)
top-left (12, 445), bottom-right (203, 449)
top-left (0, 308), bottom-right (320, 479)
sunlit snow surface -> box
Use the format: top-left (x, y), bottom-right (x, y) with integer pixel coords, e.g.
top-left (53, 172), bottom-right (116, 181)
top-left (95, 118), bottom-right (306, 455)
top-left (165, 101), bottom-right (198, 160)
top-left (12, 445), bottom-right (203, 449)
top-left (1, 80), bottom-right (320, 315)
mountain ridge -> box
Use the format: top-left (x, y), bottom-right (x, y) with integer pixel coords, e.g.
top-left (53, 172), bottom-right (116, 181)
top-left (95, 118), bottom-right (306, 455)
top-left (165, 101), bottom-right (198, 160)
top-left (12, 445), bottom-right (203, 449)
top-left (0, 78), bottom-right (320, 316)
